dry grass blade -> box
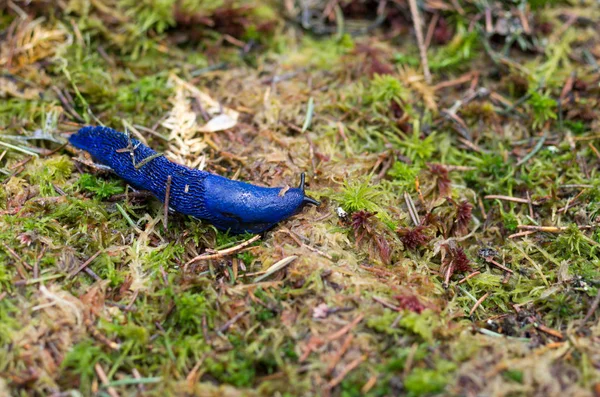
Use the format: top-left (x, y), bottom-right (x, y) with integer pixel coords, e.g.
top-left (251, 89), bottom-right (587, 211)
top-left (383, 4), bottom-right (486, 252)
top-left (253, 255), bottom-right (298, 283)
top-left (185, 234), bottom-right (261, 266)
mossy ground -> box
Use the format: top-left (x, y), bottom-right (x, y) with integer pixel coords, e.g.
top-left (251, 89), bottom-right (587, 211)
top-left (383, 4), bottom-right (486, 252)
top-left (1, 1), bottom-right (600, 396)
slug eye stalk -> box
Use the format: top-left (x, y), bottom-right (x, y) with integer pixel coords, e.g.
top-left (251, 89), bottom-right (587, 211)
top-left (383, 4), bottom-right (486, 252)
top-left (299, 172), bottom-right (320, 206)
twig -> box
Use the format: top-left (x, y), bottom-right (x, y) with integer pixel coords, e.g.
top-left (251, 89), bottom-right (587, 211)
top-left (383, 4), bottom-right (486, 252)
top-left (532, 320), bottom-right (563, 339)
top-left (458, 271), bottom-right (481, 284)
top-left (579, 287), bottom-right (600, 331)
top-left (69, 249), bottom-right (103, 278)
top-left (516, 224), bottom-right (594, 233)
top-left (108, 190), bottom-right (153, 202)
top-left (326, 314), bottom-right (364, 342)
top-left (133, 124), bottom-right (169, 141)
top-left (372, 296), bottom-right (400, 311)
top-left (484, 256), bottom-right (514, 274)
top-left (217, 310), bottom-right (249, 333)
top-left (84, 267), bottom-right (102, 281)
top-left (362, 375), bottom-right (378, 394)
top-left (134, 153), bottom-right (163, 169)
top-left (433, 72), bottom-right (475, 91)
top-left (95, 363), bottom-right (120, 397)
top-left (508, 230), bottom-right (536, 239)
top-left (327, 334), bottom-right (354, 374)
top-left (424, 13), bottom-right (439, 49)
top-left (407, 0), bottom-right (431, 83)
top-left (469, 292), bottom-right (490, 316)
top-left (185, 235), bottom-right (261, 266)
top-left (484, 195), bottom-right (540, 205)
top-left (2, 242), bottom-right (32, 271)
top-left (327, 355), bottom-right (366, 389)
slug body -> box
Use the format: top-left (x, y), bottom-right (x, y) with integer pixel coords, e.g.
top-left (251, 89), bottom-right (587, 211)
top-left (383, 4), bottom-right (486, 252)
top-left (69, 126), bottom-right (319, 234)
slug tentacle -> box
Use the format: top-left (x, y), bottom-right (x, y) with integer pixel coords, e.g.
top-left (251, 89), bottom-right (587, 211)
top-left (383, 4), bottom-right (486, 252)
top-left (69, 126), bottom-right (318, 234)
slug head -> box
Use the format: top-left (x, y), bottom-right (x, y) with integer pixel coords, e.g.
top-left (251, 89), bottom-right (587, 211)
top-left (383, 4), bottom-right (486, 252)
top-left (202, 173), bottom-right (319, 234)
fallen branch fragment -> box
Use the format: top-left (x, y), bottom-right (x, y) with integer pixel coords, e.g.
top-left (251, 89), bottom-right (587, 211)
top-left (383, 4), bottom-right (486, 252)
top-left (459, 271), bottom-right (481, 284)
top-left (95, 363), bottom-right (120, 397)
top-left (407, 0), bottom-right (431, 84)
top-left (217, 310), bottom-right (249, 333)
top-left (484, 256), bottom-right (514, 274)
top-left (327, 314), bottom-right (365, 343)
top-left (469, 292), bottom-right (490, 316)
top-left (484, 195), bottom-right (540, 205)
top-left (185, 234), bottom-right (261, 266)
top-left (579, 287), bottom-right (600, 331)
top-left (327, 355), bottom-right (367, 389)
top-left (69, 249), bottom-right (103, 278)
top-left (516, 224), bottom-right (594, 233)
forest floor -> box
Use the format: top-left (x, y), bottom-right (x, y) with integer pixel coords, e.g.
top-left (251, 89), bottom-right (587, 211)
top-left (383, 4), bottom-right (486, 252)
top-left (1, 1), bottom-right (600, 396)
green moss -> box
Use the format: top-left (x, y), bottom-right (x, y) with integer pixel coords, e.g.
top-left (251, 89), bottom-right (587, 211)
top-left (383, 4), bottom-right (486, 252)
top-left (76, 173), bottom-right (125, 200)
top-left (399, 311), bottom-right (440, 343)
top-left (25, 155), bottom-right (73, 196)
top-left (430, 24), bottom-right (479, 71)
top-left (527, 90), bottom-right (557, 129)
top-left (404, 360), bottom-right (456, 396)
top-left (366, 74), bottom-right (407, 104)
top-left (335, 178), bottom-right (383, 214)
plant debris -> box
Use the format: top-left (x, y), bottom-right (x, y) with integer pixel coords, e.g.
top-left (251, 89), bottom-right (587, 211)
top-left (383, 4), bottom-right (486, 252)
top-left (1, 0), bottom-right (600, 396)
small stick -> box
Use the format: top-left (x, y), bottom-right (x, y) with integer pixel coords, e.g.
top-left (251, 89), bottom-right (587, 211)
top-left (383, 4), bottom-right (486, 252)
top-left (362, 375), bottom-right (378, 394)
top-left (484, 256), bottom-right (514, 274)
top-left (185, 235), bottom-right (261, 266)
top-left (163, 175), bottom-right (172, 230)
top-left (327, 334), bottom-right (354, 374)
top-left (133, 124), bottom-right (169, 141)
top-left (108, 191), bottom-right (152, 202)
top-left (217, 310), bottom-right (249, 333)
top-left (433, 72), bottom-right (474, 91)
top-left (326, 314), bottom-right (365, 342)
top-left (95, 363), bottom-right (120, 397)
top-left (458, 271), bottom-right (481, 284)
top-left (484, 195), bottom-right (540, 205)
top-left (517, 225), bottom-right (594, 232)
top-left (132, 368), bottom-right (145, 393)
top-left (86, 318), bottom-right (120, 350)
top-left (372, 296), bottom-right (400, 311)
top-left (589, 143), bottom-right (600, 160)
top-left (2, 242), bottom-right (32, 270)
top-left (526, 192), bottom-right (535, 219)
top-left (327, 355), bottom-right (366, 389)
top-left (424, 13), bottom-right (440, 49)
top-left (84, 267), bottom-right (102, 281)
top-left (508, 230), bottom-right (537, 239)
top-left (579, 287), bottom-right (600, 330)
top-left (134, 153), bottom-right (163, 169)
top-left (469, 292), bottom-right (490, 316)
top-left (534, 322), bottom-right (564, 339)
top-left (69, 249), bottom-right (103, 278)
top-left (408, 0), bottom-right (431, 83)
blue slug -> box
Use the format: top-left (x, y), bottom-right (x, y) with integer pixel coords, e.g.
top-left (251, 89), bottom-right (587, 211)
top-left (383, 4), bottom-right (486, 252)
top-left (69, 126), bottom-right (319, 234)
